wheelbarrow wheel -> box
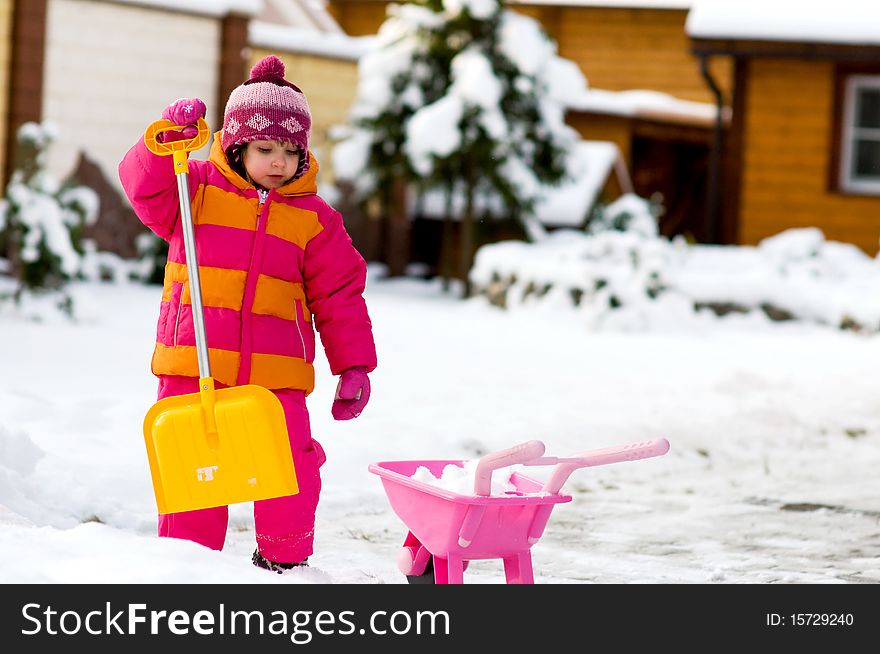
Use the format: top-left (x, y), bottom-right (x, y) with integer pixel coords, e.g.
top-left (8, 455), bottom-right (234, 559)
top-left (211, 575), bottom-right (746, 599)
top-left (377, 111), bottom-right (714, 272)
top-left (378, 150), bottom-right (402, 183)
top-left (406, 556), bottom-right (435, 584)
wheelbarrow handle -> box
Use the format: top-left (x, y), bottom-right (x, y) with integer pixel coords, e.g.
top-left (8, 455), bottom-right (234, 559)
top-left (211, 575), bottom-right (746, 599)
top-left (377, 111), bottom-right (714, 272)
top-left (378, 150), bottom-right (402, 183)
top-left (540, 438), bottom-right (670, 494)
top-left (474, 440), bottom-right (545, 496)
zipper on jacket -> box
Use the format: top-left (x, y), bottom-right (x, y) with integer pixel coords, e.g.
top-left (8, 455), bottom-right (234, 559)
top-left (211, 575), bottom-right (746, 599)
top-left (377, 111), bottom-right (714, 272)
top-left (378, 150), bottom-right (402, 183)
top-left (237, 189), bottom-right (272, 386)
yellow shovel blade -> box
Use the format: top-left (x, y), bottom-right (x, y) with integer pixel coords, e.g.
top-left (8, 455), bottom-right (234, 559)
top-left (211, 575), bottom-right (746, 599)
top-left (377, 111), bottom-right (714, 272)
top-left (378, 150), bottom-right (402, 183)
top-left (143, 383), bottom-right (298, 514)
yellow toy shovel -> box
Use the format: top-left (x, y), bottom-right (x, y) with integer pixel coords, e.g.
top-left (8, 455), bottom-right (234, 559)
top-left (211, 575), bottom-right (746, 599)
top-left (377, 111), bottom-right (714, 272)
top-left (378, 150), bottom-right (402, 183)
top-left (142, 118), bottom-right (298, 514)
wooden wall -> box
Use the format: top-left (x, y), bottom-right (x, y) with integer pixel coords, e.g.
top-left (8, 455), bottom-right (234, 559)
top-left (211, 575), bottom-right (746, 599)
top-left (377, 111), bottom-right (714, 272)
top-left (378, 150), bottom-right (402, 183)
top-left (326, 0), bottom-right (385, 37)
top-left (42, 0), bottom-right (219, 183)
top-left (739, 58), bottom-right (880, 255)
top-left (3, 0), bottom-right (47, 187)
top-left (519, 5), bottom-right (732, 104)
top-left (0, 0), bottom-right (12, 182)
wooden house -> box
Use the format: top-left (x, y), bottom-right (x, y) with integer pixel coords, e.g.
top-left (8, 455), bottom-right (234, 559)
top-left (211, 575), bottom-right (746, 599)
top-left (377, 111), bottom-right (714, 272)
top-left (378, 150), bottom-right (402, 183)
top-left (688, 1), bottom-right (880, 255)
top-left (0, 0), bottom-right (367, 188)
top-left (4, 0), bottom-right (878, 269)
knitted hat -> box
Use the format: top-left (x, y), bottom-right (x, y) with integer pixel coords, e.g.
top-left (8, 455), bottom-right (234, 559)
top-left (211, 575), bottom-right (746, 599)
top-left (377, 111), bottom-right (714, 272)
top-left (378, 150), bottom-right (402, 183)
top-left (222, 55), bottom-right (312, 157)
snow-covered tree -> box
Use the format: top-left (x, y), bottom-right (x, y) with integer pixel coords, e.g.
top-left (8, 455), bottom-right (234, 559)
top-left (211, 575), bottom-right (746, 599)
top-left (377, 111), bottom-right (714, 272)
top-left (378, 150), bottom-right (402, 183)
top-left (0, 122), bottom-right (98, 310)
top-left (333, 0), bottom-right (586, 294)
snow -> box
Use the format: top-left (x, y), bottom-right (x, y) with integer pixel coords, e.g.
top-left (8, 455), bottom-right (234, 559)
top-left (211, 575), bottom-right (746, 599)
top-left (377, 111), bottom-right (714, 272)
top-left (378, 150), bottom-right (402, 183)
top-left (258, 0), bottom-right (345, 33)
top-left (508, 1), bottom-right (695, 7)
top-left (1, 123), bottom-right (100, 280)
top-left (249, 21), bottom-right (375, 61)
top-left (566, 88), bottom-right (724, 126)
top-left (108, 0), bottom-right (263, 17)
top-left (405, 96), bottom-right (465, 174)
top-left (472, 215), bottom-right (880, 332)
top-left (531, 141), bottom-right (628, 226)
top-left (445, 0), bottom-right (498, 20)
top-left (687, 0), bottom-right (880, 46)
top-left (2, 237), bottom-right (880, 584)
top-left (411, 460), bottom-right (519, 496)
top-left (418, 140), bottom-right (629, 227)
top-left (3, 0), bottom-right (879, 592)
top-left (498, 9), bottom-right (559, 78)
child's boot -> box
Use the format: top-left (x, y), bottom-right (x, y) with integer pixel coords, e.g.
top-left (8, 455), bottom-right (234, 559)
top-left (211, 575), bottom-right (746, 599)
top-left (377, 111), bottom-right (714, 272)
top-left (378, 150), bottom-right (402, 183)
top-left (252, 548), bottom-right (309, 573)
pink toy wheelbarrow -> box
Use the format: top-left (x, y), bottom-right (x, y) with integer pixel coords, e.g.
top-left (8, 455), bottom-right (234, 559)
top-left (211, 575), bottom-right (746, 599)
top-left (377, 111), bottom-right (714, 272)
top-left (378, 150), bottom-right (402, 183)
top-left (369, 437), bottom-right (670, 584)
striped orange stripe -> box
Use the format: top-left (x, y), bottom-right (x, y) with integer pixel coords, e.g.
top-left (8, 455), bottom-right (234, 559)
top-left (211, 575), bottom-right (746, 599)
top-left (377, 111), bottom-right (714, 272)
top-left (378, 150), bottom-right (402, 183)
top-left (152, 345), bottom-right (315, 392)
top-left (195, 184), bottom-right (259, 231)
top-left (162, 262), bottom-right (247, 310)
top-left (250, 353), bottom-right (315, 393)
top-left (252, 275), bottom-right (307, 321)
top-left (266, 202), bottom-right (323, 249)
top-left (152, 344), bottom-right (241, 387)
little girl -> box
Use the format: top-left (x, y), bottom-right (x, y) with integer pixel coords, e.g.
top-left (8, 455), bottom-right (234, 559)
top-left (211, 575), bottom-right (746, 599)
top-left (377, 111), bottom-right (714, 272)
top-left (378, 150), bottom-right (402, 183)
top-left (118, 55), bottom-right (377, 572)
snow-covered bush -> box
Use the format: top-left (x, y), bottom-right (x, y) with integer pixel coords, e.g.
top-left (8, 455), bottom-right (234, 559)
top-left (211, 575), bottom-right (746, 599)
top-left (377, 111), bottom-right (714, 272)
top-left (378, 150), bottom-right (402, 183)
top-left (586, 192), bottom-right (663, 238)
top-left (78, 239), bottom-right (159, 285)
top-left (131, 232), bottom-right (170, 285)
top-left (0, 122), bottom-right (99, 311)
top-left (674, 227), bottom-right (880, 331)
top-left (471, 198), bottom-right (880, 332)
top-left (471, 194), bottom-right (683, 329)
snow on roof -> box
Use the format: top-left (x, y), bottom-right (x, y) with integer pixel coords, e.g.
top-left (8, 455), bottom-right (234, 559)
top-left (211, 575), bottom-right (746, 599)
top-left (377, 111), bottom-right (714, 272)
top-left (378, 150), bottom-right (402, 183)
top-left (687, 0), bottom-right (880, 46)
top-left (506, 1), bottom-right (693, 8)
top-left (532, 140), bottom-right (632, 227)
top-left (504, 1), bottom-right (880, 48)
top-left (258, 0), bottom-right (343, 33)
top-left (566, 88), bottom-right (725, 126)
top-left (249, 21), bottom-right (376, 60)
top-left (109, 0), bottom-right (263, 17)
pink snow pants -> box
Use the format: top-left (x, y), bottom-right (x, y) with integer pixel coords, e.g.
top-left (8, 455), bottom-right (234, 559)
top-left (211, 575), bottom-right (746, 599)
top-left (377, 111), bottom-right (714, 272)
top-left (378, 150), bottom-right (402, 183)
top-left (155, 375), bottom-right (326, 563)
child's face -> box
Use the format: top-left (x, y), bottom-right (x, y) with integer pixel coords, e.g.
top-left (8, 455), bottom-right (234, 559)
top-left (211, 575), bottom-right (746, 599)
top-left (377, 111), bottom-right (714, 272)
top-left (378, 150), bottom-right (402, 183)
top-left (243, 140), bottom-right (301, 189)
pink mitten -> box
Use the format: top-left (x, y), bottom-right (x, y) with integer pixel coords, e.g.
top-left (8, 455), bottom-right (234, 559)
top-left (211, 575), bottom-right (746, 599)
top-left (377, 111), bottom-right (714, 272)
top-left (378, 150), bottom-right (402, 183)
top-left (158, 97), bottom-right (206, 142)
top-left (332, 367), bottom-right (371, 421)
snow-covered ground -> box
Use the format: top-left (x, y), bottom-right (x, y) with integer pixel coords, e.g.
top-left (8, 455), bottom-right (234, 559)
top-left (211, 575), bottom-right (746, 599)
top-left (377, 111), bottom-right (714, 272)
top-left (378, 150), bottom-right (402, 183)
top-left (1, 261), bottom-right (879, 585)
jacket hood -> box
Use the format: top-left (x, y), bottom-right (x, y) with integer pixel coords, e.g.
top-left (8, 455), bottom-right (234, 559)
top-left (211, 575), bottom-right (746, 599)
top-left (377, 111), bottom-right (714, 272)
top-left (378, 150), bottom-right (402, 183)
top-left (208, 131), bottom-right (319, 196)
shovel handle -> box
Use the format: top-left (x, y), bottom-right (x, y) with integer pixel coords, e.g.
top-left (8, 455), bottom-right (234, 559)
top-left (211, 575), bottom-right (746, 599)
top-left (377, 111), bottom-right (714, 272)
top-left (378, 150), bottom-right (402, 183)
top-left (144, 118), bottom-right (210, 174)
top-left (143, 117), bottom-right (212, 379)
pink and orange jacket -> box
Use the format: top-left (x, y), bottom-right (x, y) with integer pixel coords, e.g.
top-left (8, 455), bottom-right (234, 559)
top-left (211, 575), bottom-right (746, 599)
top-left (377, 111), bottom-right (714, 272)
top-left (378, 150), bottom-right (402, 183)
top-left (118, 133), bottom-right (377, 394)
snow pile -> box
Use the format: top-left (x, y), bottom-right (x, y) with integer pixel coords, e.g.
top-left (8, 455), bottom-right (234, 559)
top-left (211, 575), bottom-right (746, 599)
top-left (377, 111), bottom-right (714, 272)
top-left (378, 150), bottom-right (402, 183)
top-left (675, 228), bottom-right (880, 330)
top-left (471, 196), bottom-right (880, 331)
top-left (411, 459), bottom-right (518, 496)
top-left (687, 0), bottom-right (880, 46)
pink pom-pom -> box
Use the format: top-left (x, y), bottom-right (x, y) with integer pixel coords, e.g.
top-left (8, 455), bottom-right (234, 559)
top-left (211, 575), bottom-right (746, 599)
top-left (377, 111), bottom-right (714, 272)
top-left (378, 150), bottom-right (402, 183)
top-left (250, 55), bottom-right (285, 80)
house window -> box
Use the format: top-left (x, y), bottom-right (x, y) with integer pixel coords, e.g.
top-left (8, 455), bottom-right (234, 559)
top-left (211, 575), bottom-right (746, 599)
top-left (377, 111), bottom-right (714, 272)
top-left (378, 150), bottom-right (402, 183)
top-left (840, 75), bottom-right (880, 194)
